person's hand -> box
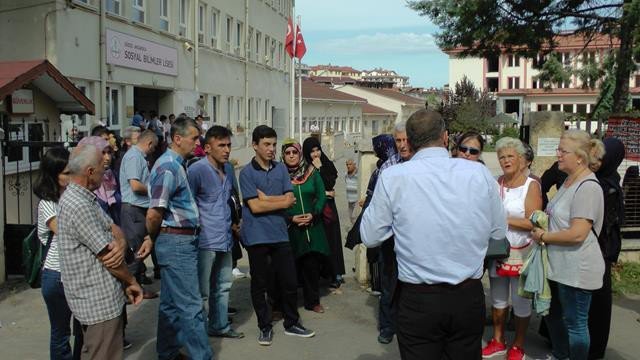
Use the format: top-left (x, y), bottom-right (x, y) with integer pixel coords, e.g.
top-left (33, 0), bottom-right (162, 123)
top-left (231, 223), bottom-right (240, 237)
top-left (137, 236), bottom-right (153, 259)
top-left (125, 281), bottom-right (144, 305)
top-left (326, 190), bottom-right (335, 198)
top-left (257, 189), bottom-right (268, 200)
top-left (312, 157), bottom-right (322, 168)
top-left (531, 227), bottom-right (545, 244)
top-left (102, 240), bottom-right (125, 268)
top-left (301, 213), bottom-right (313, 225)
top-left (284, 192), bottom-right (296, 208)
top-left (292, 214), bottom-right (308, 225)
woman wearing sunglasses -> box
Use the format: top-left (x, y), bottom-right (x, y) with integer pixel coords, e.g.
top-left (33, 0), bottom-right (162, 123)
top-left (457, 131), bottom-right (485, 162)
top-left (281, 139), bottom-right (329, 313)
top-left (483, 137), bottom-right (542, 360)
top-left (531, 130), bottom-right (605, 360)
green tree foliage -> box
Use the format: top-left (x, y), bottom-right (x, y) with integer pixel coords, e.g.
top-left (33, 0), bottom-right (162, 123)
top-left (439, 76), bottom-right (496, 133)
top-left (408, 0), bottom-right (640, 113)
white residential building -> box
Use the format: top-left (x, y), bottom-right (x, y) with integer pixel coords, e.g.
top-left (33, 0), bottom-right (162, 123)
top-left (334, 85), bottom-right (424, 125)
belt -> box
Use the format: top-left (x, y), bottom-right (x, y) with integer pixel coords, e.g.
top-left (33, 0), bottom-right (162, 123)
top-left (160, 227), bottom-right (200, 235)
top-left (400, 278), bottom-right (479, 292)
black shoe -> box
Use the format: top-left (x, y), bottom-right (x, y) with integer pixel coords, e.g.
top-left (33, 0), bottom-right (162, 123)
top-left (153, 270), bottom-right (161, 279)
top-left (284, 323), bottom-right (315, 338)
top-left (123, 338), bottom-right (133, 350)
top-left (228, 306), bottom-right (238, 316)
top-left (209, 328), bottom-right (245, 339)
top-left (377, 330), bottom-right (394, 344)
top-left (258, 327), bottom-right (273, 346)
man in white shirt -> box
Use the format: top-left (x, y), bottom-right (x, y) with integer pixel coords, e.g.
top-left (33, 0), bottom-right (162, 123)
top-left (361, 109), bottom-right (507, 360)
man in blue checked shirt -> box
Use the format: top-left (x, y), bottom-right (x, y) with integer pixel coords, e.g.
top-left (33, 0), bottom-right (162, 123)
top-left (146, 117), bottom-right (213, 360)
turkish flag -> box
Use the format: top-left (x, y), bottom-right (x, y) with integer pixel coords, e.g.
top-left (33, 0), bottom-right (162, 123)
top-left (285, 17), bottom-right (294, 58)
top-left (295, 25), bottom-right (306, 59)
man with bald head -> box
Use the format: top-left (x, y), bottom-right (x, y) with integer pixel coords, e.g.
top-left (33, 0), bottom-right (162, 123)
top-left (361, 109), bottom-right (507, 360)
top-left (58, 144), bottom-right (143, 360)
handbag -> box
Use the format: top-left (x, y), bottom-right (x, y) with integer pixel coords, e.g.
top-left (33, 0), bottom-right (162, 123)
top-left (22, 227), bottom-right (53, 289)
top-left (495, 242), bottom-right (532, 277)
top-left (485, 237), bottom-right (510, 260)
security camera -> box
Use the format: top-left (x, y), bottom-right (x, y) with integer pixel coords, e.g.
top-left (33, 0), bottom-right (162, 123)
top-left (184, 42), bottom-right (193, 52)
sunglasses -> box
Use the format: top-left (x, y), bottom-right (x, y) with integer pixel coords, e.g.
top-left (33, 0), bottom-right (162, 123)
top-left (284, 150), bottom-right (299, 155)
top-left (458, 145), bottom-right (481, 155)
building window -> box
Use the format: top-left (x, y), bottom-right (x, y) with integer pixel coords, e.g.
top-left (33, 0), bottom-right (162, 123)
top-left (236, 98), bottom-right (242, 130)
top-left (107, 0), bottom-right (120, 15)
top-left (160, 0), bottom-right (169, 31)
top-left (227, 97), bottom-right (233, 128)
top-left (576, 104), bottom-right (588, 114)
top-left (255, 32), bottom-right (261, 63)
top-left (270, 39), bottom-right (276, 66)
top-left (562, 104), bottom-right (574, 113)
top-left (132, 0), bottom-right (145, 23)
top-left (210, 9), bottom-right (219, 48)
top-left (179, 0), bottom-right (189, 38)
top-left (256, 99), bottom-right (262, 123)
top-left (247, 27), bottom-right (253, 59)
top-left (507, 77), bottom-right (520, 89)
top-left (225, 16), bottom-right (233, 52)
top-left (236, 21), bottom-right (243, 50)
top-left (561, 52), bottom-right (572, 66)
top-left (211, 95), bottom-right (218, 123)
top-left (264, 100), bottom-right (270, 124)
top-left (277, 42), bottom-right (283, 69)
top-left (106, 88), bottom-right (119, 126)
top-left (635, 75), bottom-right (640, 88)
top-left (531, 77), bottom-right (542, 89)
top-left (551, 104), bottom-right (561, 111)
top-left (537, 104), bottom-right (547, 111)
top-left (486, 77), bottom-right (498, 92)
top-left (198, 3), bottom-right (205, 44)
top-left (507, 55), bottom-right (520, 67)
top-left (487, 55), bottom-right (499, 72)
top-left (264, 36), bottom-right (270, 64)
top-left (532, 54), bottom-right (546, 68)
top-left (5, 121), bottom-right (45, 167)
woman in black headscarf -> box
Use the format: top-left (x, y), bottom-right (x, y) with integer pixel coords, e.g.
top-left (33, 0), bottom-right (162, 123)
top-left (302, 136), bottom-right (345, 288)
top-left (588, 137), bottom-right (625, 359)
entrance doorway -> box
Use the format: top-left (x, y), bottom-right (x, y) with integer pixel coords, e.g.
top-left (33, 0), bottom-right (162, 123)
top-left (134, 87), bottom-right (172, 121)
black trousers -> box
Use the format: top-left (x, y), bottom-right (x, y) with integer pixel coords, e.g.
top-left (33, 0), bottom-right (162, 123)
top-left (396, 279), bottom-right (485, 360)
top-left (298, 252), bottom-right (321, 309)
top-left (588, 261), bottom-right (613, 359)
top-left (120, 203), bottom-right (147, 280)
top-left (246, 242), bottom-right (300, 330)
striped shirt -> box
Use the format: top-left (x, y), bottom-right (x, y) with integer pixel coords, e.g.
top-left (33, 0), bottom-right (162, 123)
top-left (58, 183), bottom-right (125, 325)
top-left (149, 148), bottom-right (199, 228)
top-left (37, 200), bottom-right (59, 271)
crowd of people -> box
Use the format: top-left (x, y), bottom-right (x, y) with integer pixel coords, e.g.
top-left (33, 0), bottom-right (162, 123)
top-left (32, 106), bottom-right (628, 360)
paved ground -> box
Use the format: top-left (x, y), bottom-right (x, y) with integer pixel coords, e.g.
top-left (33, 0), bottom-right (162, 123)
top-left (1, 150), bottom-right (639, 359)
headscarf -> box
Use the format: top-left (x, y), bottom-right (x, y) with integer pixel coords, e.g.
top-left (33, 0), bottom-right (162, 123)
top-left (78, 136), bottom-right (117, 205)
top-left (372, 134), bottom-right (396, 168)
top-left (78, 136), bottom-right (110, 154)
top-left (281, 138), bottom-right (310, 185)
top-left (302, 136), bottom-right (338, 190)
top-left (596, 137), bottom-right (626, 230)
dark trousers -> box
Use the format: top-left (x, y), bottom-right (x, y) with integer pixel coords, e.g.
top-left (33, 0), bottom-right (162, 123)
top-left (588, 261), bottom-right (612, 359)
top-left (298, 252), bottom-right (321, 309)
top-left (247, 242), bottom-right (300, 330)
top-left (378, 250), bottom-right (396, 335)
top-left (120, 203), bottom-right (147, 281)
top-left (396, 279), bottom-right (485, 360)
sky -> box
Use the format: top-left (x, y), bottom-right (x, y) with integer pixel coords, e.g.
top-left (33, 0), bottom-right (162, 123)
top-left (295, 0), bottom-right (449, 88)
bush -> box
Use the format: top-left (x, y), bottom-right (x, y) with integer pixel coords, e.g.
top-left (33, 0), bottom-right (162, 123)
top-left (492, 127), bottom-right (520, 146)
top-left (612, 262), bottom-right (640, 295)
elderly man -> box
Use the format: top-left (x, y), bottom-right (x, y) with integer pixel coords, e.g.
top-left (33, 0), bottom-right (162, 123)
top-left (146, 117), bottom-right (213, 360)
top-left (120, 130), bottom-right (158, 292)
top-left (58, 144), bottom-right (143, 360)
top-left (361, 109), bottom-right (507, 360)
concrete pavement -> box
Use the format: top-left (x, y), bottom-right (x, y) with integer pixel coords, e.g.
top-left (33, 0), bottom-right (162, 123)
top-left (1, 149), bottom-right (639, 359)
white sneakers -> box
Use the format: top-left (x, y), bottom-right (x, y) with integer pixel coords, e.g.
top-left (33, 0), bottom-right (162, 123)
top-left (232, 267), bottom-right (246, 279)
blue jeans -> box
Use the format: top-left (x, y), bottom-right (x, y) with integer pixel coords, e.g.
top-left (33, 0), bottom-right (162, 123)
top-left (155, 233), bottom-right (213, 360)
top-left (41, 269), bottom-right (73, 360)
top-left (546, 281), bottom-right (593, 360)
top-left (197, 249), bottom-right (233, 335)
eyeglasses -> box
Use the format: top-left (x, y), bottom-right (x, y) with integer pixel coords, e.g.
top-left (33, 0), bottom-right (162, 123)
top-left (458, 145), bottom-right (481, 155)
top-left (284, 150), bottom-right (299, 155)
top-left (555, 148), bottom-right (573, 156)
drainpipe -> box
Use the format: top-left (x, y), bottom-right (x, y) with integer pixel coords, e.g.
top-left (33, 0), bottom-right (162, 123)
top-left (244, 0), bottom-right (249, 143)
top-left (100, 0), bottom-right (107, 124)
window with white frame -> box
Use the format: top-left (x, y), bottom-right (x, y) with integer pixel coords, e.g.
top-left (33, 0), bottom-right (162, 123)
top-left (507, 55), bottom-right (520, 67)
top-left (198, 3), bottom-right (205, 44)
top-left (106, 87), bottom-right (120, 126)
top-left (132, 0), bottom-right (145, 23)
top-left (236, 98), bottom-right (242, 130)
top-left (236, 21), bottom-right (243, 55)
top-left (225, 16), bottom-right (232, 52)
top-left (255, 32), bottom-right (261, 63)
top-left (160, 0), bottom-right (169, 31)
top-left (264, 36), bottom-right (270, 64)
top-left (248, 27), bottom-right (253, 59)
top-left (270, 39), bottom-right (276, 66)
top-left (4, 117), bottom-right (46, 169)
top-left (210, 9), bottom-right (219, 48)
top-left (106, 0), bottom-right (121, 15)
top-left (211, 95), bottom-right (219, 123)
top-left (507, 77), bottom-right (520, 89)
top-left (227, 96), bottom-right (233, 128)
top-left (277, 42), bottom-right (283, 69)
top-left (179, 0), bottom-right (189, 38)
top-left (264, 100), bottom-right (270, 124)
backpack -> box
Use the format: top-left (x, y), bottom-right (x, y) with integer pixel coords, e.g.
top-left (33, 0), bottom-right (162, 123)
top-left (22, 227), bottom-right (52, 289)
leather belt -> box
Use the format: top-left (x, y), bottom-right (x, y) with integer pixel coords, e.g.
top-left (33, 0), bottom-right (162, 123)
top-left (400, 278), bottom-right (479, 292)
top-left (160, 227), bottom-right (200, 235)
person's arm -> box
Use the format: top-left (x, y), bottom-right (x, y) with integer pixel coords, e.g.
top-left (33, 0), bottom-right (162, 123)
top-left (508, 180), bottom-right (543, 231)
top-left (485, 170), bottom-right (508, 241)
top-left (246, 194), bottom-right (295, 214)
top-left (96, 249), bottom-right (143, 305)
top-left (129, 179), bottom-right (148, 195)
top-left (146, 207), bottom-right (165, 241)
top-left (360, 174), bottom-right (393, 248)
top-left (146, 169), bottom-right (175, 240)
top-left (532, 218), bottom-right (593, 245)
top-left (99, 224), bottom-right (127, 269)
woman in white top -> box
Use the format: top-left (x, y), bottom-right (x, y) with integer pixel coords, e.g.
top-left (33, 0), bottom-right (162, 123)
top-left (482, 137), bottom-right (542, 360)
top-left (34, 147), bottom-right (73, 360)
top-left (531, 130), bottom-right (605, 360)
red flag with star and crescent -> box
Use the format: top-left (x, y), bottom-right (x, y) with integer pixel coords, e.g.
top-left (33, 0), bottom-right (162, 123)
top-left (285, 17), bottom-right (295, 58)
top-left (294, 24), bottom-right (306, 59)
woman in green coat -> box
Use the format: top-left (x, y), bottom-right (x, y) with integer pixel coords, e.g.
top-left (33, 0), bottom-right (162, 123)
top-left (282, 139), bottom-right (328, 313)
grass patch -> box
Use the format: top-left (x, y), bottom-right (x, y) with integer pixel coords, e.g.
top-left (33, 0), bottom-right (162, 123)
top-left (612, 262), bottom-right (640, 295)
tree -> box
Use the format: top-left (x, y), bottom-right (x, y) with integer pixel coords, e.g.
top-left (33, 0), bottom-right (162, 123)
top-left (408, 0), bottom-right (640, 113)
top-left (440, 76), bottom-right (496, 133)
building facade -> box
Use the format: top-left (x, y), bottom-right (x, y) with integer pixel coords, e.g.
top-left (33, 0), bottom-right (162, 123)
top-left (0, 0), bottom-right (293, 159)
top-left (334, 85), bottom-right (424, 125)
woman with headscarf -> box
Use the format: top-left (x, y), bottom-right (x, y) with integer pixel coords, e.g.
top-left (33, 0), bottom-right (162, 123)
top-left (282, 139), bottom-right (328, 313)
top-left (302, 136), bottom-right (345, 288)
top-left (588, 137), bottom-right (625, 359)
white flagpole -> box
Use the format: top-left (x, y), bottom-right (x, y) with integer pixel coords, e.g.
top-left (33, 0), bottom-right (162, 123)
top-left (289, 7), bottom-right (296, 139)
top-left (297, 15), bottom-right (303, 144)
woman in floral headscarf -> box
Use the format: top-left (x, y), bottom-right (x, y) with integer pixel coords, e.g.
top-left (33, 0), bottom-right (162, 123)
top-left (282, 139), bottom-right (328, 313)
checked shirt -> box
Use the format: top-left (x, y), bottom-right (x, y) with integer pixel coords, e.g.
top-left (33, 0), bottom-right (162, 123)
top-left (58, 183), bottom-right (125, 325)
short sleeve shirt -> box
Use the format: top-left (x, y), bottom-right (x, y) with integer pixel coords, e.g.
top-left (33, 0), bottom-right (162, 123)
top-left (239, 158), bottom-right (292, 246)
top-left (148, 149), bottom-right (199, 228)
top-left (37, 200), bottom-right (59, 271)
top-left (119, 146), bottom-right (150, 207)
top-left (546, 174), bottom-right (605, 290)
top-left (57, 183), bottom-right (125, 325)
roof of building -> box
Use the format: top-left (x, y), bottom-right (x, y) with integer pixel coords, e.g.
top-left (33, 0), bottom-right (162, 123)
top-left (0, 59), bottom-right (95, 114)
top-left (443, 33), bottom-right (621, 55)
top-left (310, 64), bottom-right (360, 73)
top-left (362, 103), bottom-right (397, 115)
top-left (299, 81), bottom-right (367, 103)
top-left (310, 75), bottom-right (358, 85)
top-left (355, 86), bottom-right (425, 105)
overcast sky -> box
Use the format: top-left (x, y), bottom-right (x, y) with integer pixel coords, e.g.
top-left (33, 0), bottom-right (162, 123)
top-left (296, 0), bottom-right (449, 88)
